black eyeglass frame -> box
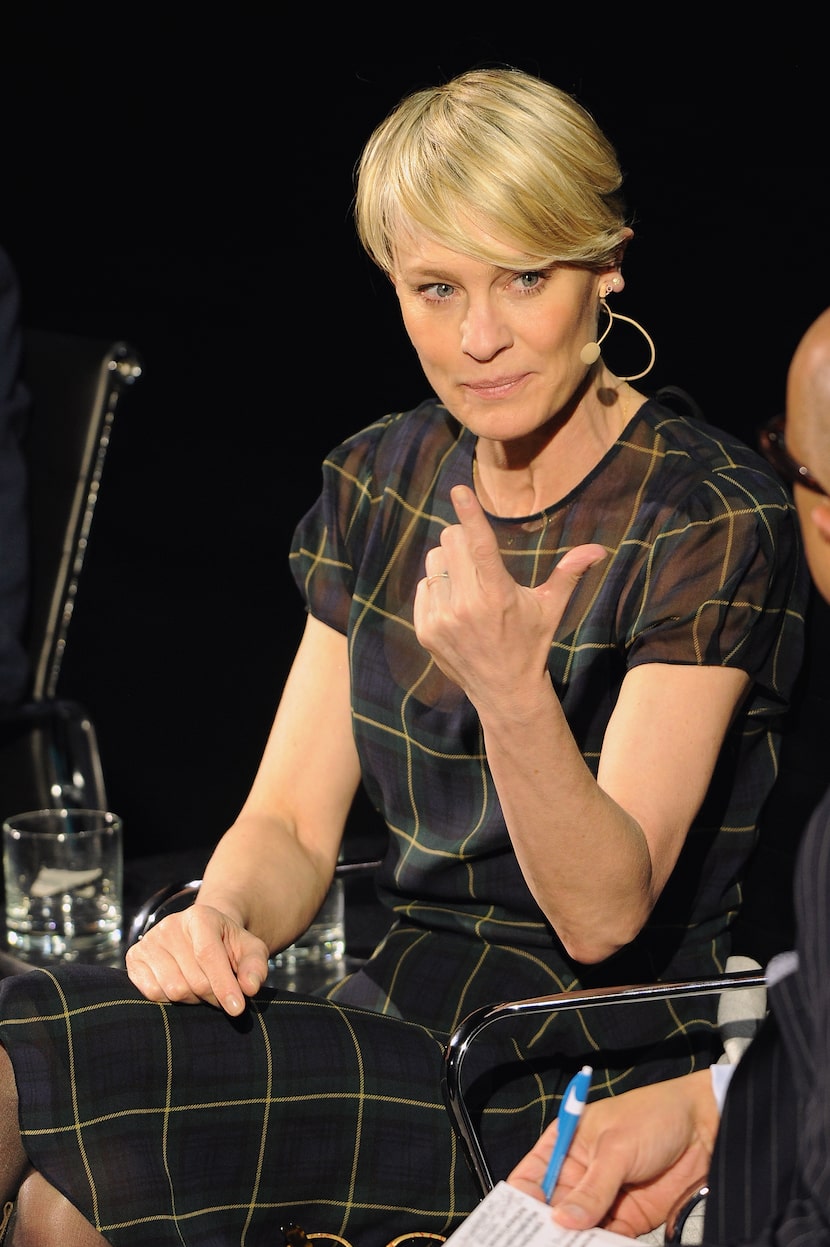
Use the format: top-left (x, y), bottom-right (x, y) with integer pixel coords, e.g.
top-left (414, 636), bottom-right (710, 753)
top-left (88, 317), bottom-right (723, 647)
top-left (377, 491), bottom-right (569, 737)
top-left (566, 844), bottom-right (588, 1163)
top-left (759, 414), bottom-right (826, 495)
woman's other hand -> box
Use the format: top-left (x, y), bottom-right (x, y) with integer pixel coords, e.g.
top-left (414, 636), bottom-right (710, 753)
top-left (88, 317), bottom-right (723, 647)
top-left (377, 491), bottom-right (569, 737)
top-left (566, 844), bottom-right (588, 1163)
top-left (125, 903), bottom-right (270, 1015)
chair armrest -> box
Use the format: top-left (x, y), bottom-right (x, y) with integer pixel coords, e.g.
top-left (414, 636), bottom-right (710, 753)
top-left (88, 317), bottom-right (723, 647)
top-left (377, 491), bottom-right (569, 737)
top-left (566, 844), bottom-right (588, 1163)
top-left (125, 879), bottom-right (203, 948)
top-left (124, 857), bottom-right (385, 950)
top-left (664, 1181), bottom-right (710, 1244)
top-left (441, 967), bottom-right (767, 1197)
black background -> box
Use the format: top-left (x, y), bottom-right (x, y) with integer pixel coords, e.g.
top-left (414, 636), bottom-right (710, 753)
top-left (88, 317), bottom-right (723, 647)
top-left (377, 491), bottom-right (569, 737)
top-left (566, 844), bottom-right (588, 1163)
top-left (0, 13), bottom-right (826, 860)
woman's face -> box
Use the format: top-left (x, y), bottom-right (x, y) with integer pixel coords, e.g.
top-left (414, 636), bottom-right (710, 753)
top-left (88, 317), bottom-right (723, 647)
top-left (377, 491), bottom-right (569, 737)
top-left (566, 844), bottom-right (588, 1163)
top-left (390, 230), bottom-right (603, 444)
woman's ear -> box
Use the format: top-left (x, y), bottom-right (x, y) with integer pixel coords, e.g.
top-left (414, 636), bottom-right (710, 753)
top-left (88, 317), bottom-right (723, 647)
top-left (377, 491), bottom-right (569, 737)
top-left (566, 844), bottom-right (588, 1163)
top-left (600, 229), bottom-right (633, 297)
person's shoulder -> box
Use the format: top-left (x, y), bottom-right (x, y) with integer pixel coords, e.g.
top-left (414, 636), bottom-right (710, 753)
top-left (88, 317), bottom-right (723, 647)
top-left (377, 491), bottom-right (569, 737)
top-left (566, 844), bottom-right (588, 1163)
top-left (326, 396), bottom-right (457, 465)
top-left (639, 394), bottom-right (790, 500)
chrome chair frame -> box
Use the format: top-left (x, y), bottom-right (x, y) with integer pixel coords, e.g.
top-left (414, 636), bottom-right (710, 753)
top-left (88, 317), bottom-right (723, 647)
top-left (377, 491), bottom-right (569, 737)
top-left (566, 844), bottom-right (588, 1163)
top-left (125, 858), bottom-right (383, 949)
top-left (441, 966), bottom-right (767, 1198)
top-left (23, 332), bottom-right (143, 704)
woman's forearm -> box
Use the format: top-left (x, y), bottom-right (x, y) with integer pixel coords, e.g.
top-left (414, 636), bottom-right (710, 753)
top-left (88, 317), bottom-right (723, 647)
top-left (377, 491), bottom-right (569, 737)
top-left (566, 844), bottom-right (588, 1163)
top-left (477, 677), bottom-right (652, 963)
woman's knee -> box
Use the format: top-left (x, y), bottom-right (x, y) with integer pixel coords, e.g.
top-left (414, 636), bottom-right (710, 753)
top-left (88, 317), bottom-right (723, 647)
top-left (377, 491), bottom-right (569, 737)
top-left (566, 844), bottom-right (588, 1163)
top-left (0, 1048), bottom-right (29, 1199)
top-left (12, 1169), bottom-right (109, 1245)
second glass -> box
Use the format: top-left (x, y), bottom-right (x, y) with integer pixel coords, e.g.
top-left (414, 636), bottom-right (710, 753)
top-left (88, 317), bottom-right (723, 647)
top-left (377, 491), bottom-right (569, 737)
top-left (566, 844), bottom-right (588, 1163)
top-left (2, 808), bottom-right (123, 962)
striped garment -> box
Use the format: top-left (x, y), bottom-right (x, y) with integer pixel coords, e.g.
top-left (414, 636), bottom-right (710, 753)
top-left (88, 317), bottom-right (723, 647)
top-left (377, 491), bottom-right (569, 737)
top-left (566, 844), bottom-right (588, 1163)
top-left (703, 784), bottom-right (830, 1243)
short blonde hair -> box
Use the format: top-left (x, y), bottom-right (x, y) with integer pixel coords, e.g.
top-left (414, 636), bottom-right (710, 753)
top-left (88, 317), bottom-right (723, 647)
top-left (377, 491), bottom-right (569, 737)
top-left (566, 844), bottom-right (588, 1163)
top-left (355, 66), bottom-right (630, 274)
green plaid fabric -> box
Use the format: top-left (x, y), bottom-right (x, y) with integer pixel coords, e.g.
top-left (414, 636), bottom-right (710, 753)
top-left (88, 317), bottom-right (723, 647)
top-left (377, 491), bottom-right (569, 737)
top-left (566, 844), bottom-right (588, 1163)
top-left (0, 951), bottom-right (761, 1246)
top-left (292, 396), bottom-right (807, 984)
top-left (0, 397), bottom-right (808, 1245)
top-left (0, 967), bottom-right (477, 1245)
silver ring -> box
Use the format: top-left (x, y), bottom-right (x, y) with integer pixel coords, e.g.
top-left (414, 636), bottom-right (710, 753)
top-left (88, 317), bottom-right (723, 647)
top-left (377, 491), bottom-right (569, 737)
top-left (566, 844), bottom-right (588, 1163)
top-left (426, 571), bottom-right (450, 587)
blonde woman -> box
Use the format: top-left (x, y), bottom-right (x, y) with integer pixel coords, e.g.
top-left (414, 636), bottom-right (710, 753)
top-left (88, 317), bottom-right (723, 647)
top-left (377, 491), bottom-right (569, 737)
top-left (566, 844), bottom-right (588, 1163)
top-left (0, 67), bottom-right (807, 1245)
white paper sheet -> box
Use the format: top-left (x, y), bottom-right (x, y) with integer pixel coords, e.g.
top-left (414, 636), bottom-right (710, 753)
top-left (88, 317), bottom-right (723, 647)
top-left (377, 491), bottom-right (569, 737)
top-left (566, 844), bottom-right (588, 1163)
top-left (444, 1181), bottom-right (637, 1245)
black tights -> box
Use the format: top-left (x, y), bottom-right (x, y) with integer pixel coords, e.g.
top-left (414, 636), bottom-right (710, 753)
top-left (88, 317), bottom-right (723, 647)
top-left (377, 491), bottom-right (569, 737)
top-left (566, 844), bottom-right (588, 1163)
top-left (0, 1048), bottom-right (108, 1245)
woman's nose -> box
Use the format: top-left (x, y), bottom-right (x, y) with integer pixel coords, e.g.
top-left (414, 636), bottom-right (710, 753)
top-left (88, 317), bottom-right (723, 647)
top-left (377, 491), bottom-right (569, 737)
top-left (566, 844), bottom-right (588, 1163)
top-left (460, 300), bottom-right (512, 361)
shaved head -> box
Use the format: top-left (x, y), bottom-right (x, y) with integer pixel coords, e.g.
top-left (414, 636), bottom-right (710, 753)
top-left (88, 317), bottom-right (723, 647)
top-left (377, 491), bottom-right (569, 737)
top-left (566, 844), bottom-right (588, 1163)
top-left (787, 307), bottom-right (830, 485)
top-left (786, 307), bottom-right (830, 602)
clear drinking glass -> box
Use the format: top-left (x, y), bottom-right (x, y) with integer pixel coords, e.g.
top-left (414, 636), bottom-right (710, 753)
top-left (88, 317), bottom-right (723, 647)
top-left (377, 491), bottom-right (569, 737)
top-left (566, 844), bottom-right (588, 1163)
top-left (2, 808), bottom-right (123, 962)
top-left (267, 875), bottom-right (346, 991)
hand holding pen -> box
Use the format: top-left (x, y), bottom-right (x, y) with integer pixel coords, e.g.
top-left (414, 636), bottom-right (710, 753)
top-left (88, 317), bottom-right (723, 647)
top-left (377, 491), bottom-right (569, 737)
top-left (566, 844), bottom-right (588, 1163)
top-left (542, 1065), bottom-right (593, 1203)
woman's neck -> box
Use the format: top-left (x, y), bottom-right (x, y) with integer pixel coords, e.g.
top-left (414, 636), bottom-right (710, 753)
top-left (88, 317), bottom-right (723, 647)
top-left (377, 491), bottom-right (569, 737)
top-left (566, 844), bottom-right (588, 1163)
top-left (473, 379), bottom-right (641, 517)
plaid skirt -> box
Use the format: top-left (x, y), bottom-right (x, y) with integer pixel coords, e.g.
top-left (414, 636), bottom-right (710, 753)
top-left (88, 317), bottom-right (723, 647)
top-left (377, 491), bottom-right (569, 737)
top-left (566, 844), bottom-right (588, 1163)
top-left (0, 924), bottom-right (722, 1246)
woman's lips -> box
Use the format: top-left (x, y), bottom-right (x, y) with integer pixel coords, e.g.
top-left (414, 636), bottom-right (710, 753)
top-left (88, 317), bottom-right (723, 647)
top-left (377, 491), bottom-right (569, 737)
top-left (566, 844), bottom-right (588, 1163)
top-left (462, 374), bottom-right (530, 398)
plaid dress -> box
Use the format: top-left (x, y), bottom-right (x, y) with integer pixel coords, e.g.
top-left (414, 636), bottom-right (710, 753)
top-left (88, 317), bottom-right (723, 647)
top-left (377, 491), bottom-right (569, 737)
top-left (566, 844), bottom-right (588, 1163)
top-left (0, 396), bottom-right (808, 1245)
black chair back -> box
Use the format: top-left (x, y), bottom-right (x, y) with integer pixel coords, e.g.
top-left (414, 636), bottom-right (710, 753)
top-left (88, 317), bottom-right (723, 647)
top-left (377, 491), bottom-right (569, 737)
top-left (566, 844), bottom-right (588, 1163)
top-left (0, 329), bottom-right (142, 819)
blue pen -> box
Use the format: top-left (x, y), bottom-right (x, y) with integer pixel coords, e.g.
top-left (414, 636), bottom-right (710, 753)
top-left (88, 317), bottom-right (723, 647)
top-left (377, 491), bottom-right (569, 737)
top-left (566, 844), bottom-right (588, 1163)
top-left (542, 1064), bottom-right (592, 1203)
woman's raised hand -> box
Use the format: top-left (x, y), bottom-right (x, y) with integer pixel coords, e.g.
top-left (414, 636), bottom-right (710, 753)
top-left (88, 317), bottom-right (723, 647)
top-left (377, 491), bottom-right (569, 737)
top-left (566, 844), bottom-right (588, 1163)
top-left (414, 484), bottom-right (606, 706)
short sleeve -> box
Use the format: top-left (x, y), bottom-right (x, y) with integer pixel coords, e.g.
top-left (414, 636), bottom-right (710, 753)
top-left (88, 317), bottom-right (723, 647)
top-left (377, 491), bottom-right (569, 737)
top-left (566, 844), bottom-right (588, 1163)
top-left (623, 470), bottom-right (805, 704)
top-left (289, 417), bottom-right (389, 635)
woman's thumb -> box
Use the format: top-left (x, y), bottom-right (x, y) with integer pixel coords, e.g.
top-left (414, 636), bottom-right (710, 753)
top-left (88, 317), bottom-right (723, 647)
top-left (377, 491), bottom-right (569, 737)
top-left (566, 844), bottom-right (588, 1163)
top-left (554, 543), bottom-right (608, 581)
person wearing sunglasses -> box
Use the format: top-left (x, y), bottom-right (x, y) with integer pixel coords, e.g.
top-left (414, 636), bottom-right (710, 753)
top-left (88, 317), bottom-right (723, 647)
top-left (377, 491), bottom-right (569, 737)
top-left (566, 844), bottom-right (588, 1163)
top-left (508, 306), bottom-right (830, 1244)
top-left (0, 68), bottom-right (809, 1244)
top-left (760, 413), bottom-right (827, 497)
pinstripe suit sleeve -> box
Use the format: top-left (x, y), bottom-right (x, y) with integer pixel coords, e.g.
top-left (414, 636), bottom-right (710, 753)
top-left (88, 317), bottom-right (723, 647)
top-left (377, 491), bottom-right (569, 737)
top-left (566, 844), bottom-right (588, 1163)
top-left (702, 785), bottom-right (830, 1245)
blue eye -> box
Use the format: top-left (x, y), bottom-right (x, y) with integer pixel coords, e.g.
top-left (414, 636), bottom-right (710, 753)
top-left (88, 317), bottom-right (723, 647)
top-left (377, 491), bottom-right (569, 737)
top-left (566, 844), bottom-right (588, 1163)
top-left (416, 282), bottom-right (457, 304)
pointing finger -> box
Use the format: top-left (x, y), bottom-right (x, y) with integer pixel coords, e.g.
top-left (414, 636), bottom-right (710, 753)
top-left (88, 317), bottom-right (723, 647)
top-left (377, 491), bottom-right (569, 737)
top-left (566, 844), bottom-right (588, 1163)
top-left (446, 484), bottom-right (505, 582)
